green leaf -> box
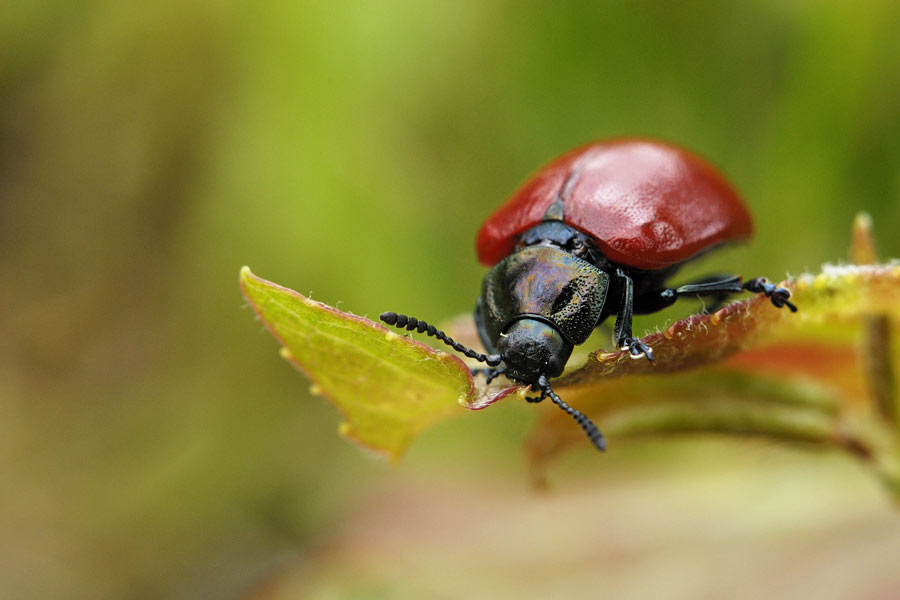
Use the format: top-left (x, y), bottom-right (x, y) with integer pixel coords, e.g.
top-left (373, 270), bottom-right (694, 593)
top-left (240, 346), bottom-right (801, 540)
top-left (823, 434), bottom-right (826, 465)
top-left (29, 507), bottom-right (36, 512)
top-left (240, 267), bottom-right (472, 461)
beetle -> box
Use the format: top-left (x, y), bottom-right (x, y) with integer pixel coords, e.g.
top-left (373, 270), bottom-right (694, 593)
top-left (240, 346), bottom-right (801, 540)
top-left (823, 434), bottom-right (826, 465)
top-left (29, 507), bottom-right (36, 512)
top-left (381, 139), bottom-right (795, 451)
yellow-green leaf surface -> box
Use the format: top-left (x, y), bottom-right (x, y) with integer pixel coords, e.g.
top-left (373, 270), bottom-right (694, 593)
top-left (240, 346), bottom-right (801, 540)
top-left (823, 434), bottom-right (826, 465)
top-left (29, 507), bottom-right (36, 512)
top-left (240, 267), bottom-right (472, 461)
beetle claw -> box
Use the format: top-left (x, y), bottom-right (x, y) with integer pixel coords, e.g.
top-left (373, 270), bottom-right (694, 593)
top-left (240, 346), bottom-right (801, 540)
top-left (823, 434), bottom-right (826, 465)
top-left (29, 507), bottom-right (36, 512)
top-left (622, 337), bottom-right (655, 362)
top-left (743, 277), bottom-right (798, 313)
top-left (525, 385), bottom-right (547, 403)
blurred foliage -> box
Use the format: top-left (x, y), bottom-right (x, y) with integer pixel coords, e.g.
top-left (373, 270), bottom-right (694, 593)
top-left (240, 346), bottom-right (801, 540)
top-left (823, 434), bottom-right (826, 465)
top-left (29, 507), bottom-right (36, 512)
top-left (2, 1), bottom-right (900, 598)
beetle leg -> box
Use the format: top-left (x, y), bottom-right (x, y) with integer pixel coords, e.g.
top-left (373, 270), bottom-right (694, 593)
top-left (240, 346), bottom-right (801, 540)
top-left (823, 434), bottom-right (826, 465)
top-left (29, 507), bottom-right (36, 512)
top-left (613, 269), bottom-right (655, 362)
top-left (635, 274), bottom-right (798, 315)
top-left (743, 277), bottom-right (798, 312)
top-left (670, 275), bottom-right (742, 313)
top-left (674, 275), bottom-right (744, 296)
top-left (635, 275), bottom-right (749, 314)
top-left (471, 367), bottom-right (506, 384)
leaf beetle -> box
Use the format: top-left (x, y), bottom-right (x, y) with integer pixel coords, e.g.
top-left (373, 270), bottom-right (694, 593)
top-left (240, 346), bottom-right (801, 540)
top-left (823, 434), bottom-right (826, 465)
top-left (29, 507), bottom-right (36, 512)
top-left (382, 139), bottom-right (795, 451)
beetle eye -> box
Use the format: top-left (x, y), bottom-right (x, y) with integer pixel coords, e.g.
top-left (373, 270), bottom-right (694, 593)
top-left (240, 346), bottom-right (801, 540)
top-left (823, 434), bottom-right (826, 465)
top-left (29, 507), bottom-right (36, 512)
top-left (568, 238), bottom-right (586, 256)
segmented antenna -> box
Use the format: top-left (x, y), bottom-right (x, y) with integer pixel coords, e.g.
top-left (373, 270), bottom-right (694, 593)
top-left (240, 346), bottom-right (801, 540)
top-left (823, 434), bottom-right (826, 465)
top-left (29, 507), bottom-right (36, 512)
top-left (538, 375), bottom-right (606, 451)
top-left (380, 312), bottom-right (502, 367)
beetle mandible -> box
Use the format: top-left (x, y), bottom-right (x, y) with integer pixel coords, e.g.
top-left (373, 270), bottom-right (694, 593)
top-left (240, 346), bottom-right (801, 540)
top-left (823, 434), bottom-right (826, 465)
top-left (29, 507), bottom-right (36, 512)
top-left (381, 139), bottom-right (796, 451)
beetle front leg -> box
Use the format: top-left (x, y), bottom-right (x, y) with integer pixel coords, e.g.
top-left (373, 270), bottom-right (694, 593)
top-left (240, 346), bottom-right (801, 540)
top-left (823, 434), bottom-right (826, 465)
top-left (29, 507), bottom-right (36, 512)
top-left (470, 367), bottom-right (506, 384)
top-left (524, 385), bottom-right (547, 403)
top-left (613, 269), bottom-right (655, 363)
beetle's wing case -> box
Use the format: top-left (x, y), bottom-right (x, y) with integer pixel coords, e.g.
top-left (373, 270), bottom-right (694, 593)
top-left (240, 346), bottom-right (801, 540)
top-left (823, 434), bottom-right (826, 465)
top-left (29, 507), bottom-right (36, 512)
top-left (475, 246), bottom-right (609, 352)
top-left (476, 139), bottom-right (753, 271)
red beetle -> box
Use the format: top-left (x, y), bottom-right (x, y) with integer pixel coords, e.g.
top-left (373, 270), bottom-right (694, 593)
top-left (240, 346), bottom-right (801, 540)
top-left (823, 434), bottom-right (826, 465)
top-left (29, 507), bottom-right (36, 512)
top-left (383, 139), bottom-right (795, 451)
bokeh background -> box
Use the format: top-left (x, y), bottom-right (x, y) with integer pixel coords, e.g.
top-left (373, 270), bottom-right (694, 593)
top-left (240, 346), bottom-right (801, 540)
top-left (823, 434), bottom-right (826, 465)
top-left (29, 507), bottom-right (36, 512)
top-left (3, 2), bottom-right (900, 598)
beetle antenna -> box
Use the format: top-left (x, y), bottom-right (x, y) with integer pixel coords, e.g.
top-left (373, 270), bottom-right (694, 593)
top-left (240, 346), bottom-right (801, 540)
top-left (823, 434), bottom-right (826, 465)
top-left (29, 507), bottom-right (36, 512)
top-left (538, 375), bottom-right (606, 451)
top-left (380, 312), bottom-right (502, 367)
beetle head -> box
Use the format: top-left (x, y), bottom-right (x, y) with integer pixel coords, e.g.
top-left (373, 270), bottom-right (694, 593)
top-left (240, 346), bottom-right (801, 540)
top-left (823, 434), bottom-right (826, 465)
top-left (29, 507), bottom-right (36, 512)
top-left (496, 317), bottom-right (571, 382)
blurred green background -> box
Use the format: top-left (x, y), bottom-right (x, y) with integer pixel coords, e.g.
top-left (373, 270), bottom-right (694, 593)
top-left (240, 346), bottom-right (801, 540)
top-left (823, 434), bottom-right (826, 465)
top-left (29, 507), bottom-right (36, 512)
top-left (3, 2), bottom-right (900, 598)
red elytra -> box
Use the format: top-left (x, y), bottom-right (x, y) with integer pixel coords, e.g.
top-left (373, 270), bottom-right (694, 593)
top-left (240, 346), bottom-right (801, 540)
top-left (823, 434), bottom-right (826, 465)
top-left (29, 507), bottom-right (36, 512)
top-left (476, 139), bottom-right (753, 270)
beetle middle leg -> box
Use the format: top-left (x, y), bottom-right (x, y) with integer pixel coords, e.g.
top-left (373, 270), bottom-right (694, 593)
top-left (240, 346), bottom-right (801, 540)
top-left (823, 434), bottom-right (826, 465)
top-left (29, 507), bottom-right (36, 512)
top-left (612, 268), bottom-right (655, 362)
